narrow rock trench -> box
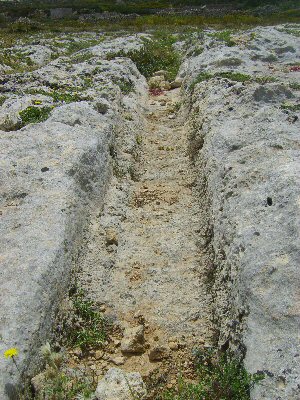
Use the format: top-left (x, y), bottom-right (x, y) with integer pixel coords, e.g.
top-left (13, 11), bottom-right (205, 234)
top-left (71, 87), bottom-right (215, 398)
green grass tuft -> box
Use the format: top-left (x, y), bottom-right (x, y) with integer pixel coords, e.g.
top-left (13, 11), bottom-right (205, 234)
top-left (218, 71), bottom-right (252, 82)
top-left (281, 102), bottom-right (300, 112)
top-left (162, 349), bottom-right (264, 400)
top-left (209, 30), bottom-right (236, 46)
top-left (69, 288), bottom-right (106, 350)
top-left (19, 106), bottom-right (52, 126)
top-left (114, 79), bottom-right (135, 95)
top-left (0, 96), bottom-right (6, 106)
top-left (289, 82), bottom-right (300, 90)
top-left (107, 34), bottom-right (180, 81)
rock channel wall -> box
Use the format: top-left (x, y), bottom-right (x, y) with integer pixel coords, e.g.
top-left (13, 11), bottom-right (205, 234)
top-left (0, 35), bottom-right (147, 398)
top-left (180, 25), bottom-right (300, 399)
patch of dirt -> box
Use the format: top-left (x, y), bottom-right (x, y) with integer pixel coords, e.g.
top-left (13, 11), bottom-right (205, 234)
top-left (70, 87), bottom-right (215, 398)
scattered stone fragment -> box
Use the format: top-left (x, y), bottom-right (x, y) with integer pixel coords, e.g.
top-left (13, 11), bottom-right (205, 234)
top-left (168, 341), bottom-right (179, 351)
top-left (149, 345), bottom-right (168, 361)
top-left (170, 79), bottom-right (183, 89)
top-left (110, 356), bottom-right (125, 366)
top-left (121, 325), bottom-right (145, 354)
top-left (95, 367), bottom-right (147, 400)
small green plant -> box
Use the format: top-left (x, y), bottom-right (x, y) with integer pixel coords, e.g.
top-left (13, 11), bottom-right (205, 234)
top-left (115, 79), bottom-right (135, 95)
top-left (289, 82), bottom-right (300, 90)
top-left (124, 112), bottom-right (134, 121)
top-left (136, 135), bottom-right (143, 145)
top-left (209, 30), bottom-right (236, 47)
top-left (254, 76), bottom-right (278, 84)
top-left (172, 101), bottom-right (181, 113)
top-left (281, 102), bottom-right (300, 112)
top-left (41, 372), bottom-right (94, 400)
top-left (218, 72), bottom-right (252, 82)
top-left (69, 288), bottom-right (106, 350)
top-left (71, 51), bottom-right (94, 63)
top-left (19, 343), bottom-right (96, 400)
top-left (216, 57), bottom-right (243, 67)
top-left (9, 17), bottom-right (41, 33)
top-left (51, 91), bottom-right (82, 103)
top-left (0, 96), bottom-right (6, 106)
top-left (107, 34), bottom-right (180, 81)
top-left (19, 106), bottom-right (52, 126)
top-left (190, 72), bottom-right (213, 91)
top-left (162, 349), bottom-right (264, 400)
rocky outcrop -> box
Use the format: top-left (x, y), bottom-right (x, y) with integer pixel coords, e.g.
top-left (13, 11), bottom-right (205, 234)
top-left (0, 35), bottom-right (147, 398)
top-left (181, 25), bottom-right (300, 399)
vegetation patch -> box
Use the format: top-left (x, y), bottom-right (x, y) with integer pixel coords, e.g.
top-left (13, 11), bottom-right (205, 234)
top-left (289, 82), bottom-right (300, 90)
top-left (107, 34), bottom-right (180, 81)
top-left (114, 78), bottom-right (135, 95)
top-left (162, 348), bottom-right (264, 400)
top-left (190, 72), bottom-right (214, 91)
top-left (218, 71), bottom-right (252, 82)
top-left (16, 343), bottom-right (97, 400)
top-left (8, 17), bottom-right (41, 33)
top-left (254, 76), bottom-right (278, 84)
top-left (66, 287), bottom-right (106, 350)
top-left (281, 102), bottom-right (300, 112)
top-left (0, 96), bottom-right (6, 106)
top-left (189, 71), bottom-right (275, 91)
top-left (19, 106), bottom-right (52, 126)
top-left (208, 30), bottom-right (236, 47)
top-left (25, 89), bottom-right (91, 103)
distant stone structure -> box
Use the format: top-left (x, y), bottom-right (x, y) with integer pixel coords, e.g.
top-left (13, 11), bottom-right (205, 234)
top-left (50, 8), bottom-right (73, 19)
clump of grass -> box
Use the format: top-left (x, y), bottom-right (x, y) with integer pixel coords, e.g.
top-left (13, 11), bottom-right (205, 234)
top-left (40, 371), bottom-right (95, 400)
top-left (68, 288), bottom-right (106, 350)
top-left (281, 102), bottom-right (300, 112)
top-left (209, 30), bottom-right (236, 47)
top-left (71, 51), bottom-right (94, 63)
top-left (162, 348), bottom-right (264, 400)
top-left (218, 72), bottom-right (252, 82)
top-left (107, 34), bottom-right (180, 81)
top-left (25, 89), bottom-right (91, 103)
top-left (289, 82), bottom-right (300, 90)
top-left (136, 135), bottom-right (143, 145)
top-left (0, 96), bottom-right (6, 106)
top-left (51, 91), bottom-right (83, 103)
top-left (19, 106), bottom-right (52, 126)
top-left (18, 343), bottom-right (96, 400)
top-left (114, 79), bottom-right (135, 95)
top-left (8, 17), bottom-right (41, 33)
top-left (254, 76), bottom-right (278, 84)
top-left (278, 27), bottom-right (300, 37)
top-left (190, 72), bottom-right (213, 91)
top-left (190, 71), bottom-right (280, 92)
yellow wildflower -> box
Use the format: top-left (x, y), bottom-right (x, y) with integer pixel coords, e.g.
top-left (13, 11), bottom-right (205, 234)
top-left (4, 348), bottom-right (19, 358)
top-left (33, 100), bottom-right (42, 105)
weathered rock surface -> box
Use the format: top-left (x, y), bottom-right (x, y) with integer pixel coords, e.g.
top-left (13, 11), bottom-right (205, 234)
top-left (0, 34), bottom-right (147, 398)
top-left (1, 21), bottom-right (300, 400)
top-left (95, 368), bottom-right (147, 400)
top-left (181, 24), bottom-right (300, 399)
